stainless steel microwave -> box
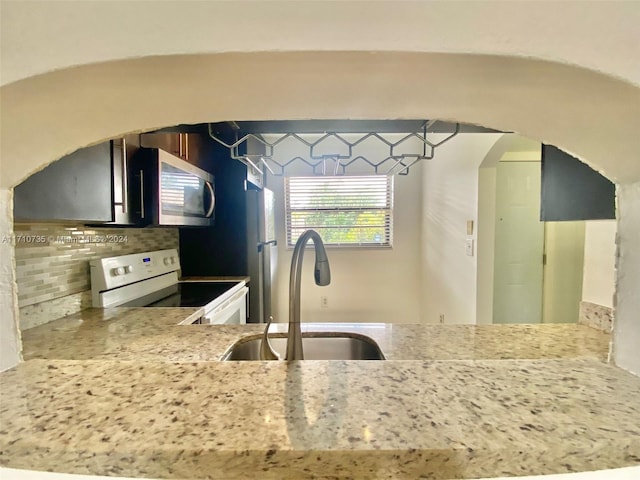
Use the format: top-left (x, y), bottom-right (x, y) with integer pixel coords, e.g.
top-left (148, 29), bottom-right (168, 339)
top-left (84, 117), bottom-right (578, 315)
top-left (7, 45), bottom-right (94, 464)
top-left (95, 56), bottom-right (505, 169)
top-left (134, 148), bottom-right (215, 227)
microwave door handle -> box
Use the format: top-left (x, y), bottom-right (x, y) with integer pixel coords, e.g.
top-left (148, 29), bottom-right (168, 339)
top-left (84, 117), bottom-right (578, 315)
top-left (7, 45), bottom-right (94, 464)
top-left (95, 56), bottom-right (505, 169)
top-left (204, 181), bottom-right (215, 218)
top-left (139, 169), bottom-right (145, 219)
top-left (121, 138), bottom-right (128, 214)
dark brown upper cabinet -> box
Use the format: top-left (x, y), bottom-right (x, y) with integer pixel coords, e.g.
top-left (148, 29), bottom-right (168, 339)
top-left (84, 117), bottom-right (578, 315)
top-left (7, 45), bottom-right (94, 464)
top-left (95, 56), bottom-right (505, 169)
top-left (14, 137), bottom-right (143, 225)
top-left (139, 132), bottom-right (207, 171)
top-left (540, 144), bottom-right (616, 221)
top-left (14, 142), bottom-right (115, 223)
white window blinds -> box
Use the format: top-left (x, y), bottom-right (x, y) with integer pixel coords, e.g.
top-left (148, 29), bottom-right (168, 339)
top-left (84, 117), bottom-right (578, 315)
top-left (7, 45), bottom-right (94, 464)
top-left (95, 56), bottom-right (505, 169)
top-left (285, 176), bottom-right (394, 247)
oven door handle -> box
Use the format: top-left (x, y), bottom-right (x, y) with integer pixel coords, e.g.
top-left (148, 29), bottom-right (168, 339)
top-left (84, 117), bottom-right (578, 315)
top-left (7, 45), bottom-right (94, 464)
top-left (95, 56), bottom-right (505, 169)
top-left (203, 287), bottom-right (247, 325)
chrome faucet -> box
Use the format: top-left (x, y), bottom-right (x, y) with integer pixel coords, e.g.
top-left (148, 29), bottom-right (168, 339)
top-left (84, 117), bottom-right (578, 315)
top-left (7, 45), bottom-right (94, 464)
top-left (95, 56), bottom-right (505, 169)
top-left (259, 316), bottom-right (281, 361)
top-left (258, 230), bottom-right (330, 361)
top-left (286, 229), bottom-right (331, 360)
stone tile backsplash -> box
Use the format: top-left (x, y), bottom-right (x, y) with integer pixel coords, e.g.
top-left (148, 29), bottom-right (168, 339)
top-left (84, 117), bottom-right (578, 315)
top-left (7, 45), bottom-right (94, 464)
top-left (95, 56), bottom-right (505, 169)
top-left (578, 301), bottom-right (613, 333)
top-left (13, 223), bottom-right (178, 312)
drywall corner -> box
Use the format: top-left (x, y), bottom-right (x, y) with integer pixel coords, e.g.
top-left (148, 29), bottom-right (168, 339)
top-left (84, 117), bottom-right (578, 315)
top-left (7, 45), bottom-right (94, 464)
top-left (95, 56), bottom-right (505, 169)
top-left (476, 166), bottom-right (496, 324)
top-left (613, 182), bottom-right (640, 376)
top-left (0, 188), bottom-right (22, 371)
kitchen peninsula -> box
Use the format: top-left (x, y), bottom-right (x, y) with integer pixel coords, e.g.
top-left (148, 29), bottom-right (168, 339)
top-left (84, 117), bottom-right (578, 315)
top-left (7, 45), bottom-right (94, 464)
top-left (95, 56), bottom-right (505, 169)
top-left (1, 307), bottom-right (639, 480)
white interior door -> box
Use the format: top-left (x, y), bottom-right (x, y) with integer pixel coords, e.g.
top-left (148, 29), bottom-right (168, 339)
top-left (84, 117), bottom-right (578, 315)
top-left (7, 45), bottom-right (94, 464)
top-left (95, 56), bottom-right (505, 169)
top-left (493, 161), bottom-right (545, 324)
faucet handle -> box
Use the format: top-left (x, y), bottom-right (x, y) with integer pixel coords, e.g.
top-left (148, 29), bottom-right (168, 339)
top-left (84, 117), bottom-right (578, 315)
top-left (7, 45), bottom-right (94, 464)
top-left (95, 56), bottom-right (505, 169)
top-left (260, 316), bottom-right (281, 361)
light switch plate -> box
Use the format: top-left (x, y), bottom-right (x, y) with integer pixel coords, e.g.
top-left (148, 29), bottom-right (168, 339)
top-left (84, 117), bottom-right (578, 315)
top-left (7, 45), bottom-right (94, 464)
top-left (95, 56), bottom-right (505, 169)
top-left (466, 238), bottom-right (474, 256)
top-left (467, 220), bottom-right (474, 236)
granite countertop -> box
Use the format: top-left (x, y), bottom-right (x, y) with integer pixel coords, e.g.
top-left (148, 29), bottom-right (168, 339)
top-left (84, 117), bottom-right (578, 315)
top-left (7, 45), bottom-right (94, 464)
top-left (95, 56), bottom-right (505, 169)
top-left (20, 308), bottom-right (611, 362)
top-left (2, 307), bottom-right (639, 480)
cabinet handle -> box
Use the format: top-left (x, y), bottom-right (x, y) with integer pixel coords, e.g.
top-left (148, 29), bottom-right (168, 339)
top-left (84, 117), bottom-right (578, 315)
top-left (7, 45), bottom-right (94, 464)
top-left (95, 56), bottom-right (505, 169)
top-left (183, 134), bottom-right (189, 161)
top-left (205, 181), bottom-right (215, 218)
top-left (121, 138), bottom-right (128, 214)
top-left (139, 169), bottom-right (145, 219)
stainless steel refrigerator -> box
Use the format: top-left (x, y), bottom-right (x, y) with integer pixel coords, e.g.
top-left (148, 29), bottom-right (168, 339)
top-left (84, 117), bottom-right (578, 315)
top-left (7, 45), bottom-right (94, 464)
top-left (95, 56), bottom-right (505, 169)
top-left (177, 138), bottom-right (276, 323)
top-left (246, 187), bottom-right (277, 323)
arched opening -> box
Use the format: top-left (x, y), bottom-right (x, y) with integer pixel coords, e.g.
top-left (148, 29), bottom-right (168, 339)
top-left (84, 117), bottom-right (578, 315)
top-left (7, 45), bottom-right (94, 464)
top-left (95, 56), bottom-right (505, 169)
top-left (476, 136), bottom-right (598, 327)
top-left (1, 51), bottom-right (639, 374)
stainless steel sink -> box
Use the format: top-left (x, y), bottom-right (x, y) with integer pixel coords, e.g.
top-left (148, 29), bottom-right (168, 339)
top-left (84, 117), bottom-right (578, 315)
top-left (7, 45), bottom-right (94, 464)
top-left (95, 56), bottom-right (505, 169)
top-left (221, 333), bottom-right (386, 361)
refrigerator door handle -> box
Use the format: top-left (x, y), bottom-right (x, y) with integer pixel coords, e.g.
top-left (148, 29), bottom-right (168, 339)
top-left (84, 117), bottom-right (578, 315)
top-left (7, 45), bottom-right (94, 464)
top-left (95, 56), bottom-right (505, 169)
top-left (257, 240), bottom-right (277, 253)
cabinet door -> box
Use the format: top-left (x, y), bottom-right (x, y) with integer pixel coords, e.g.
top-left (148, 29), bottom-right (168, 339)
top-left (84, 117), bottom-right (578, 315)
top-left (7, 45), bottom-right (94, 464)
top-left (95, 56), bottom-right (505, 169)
top-left (14, 142), bottom-right (113, 222)
top-left (140, 132), bottom-right (180, 158)
top-left (111, 136), bottom-right (141, 225)
top-left (140, 132), bottom-right (208, 169)
top-left (183, 133), bottom-right (210, 170)
top-left (540, 144), bottom-right (615, 221)
top-left (140, 132), bottom-right (185, 160)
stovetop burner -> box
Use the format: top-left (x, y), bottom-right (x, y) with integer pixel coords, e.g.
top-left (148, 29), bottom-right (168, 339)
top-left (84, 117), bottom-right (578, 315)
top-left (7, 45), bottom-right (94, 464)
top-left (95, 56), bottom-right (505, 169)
top-left (90, 250), bottom-right (248, 325)
top-left (148, 282), bottom-right (241, 308)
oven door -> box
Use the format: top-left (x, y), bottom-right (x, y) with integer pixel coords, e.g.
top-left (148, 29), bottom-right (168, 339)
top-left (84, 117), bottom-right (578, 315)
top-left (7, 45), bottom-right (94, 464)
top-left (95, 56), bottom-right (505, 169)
top-left (202, 286), bottom-right (248, 325)
top-left (157, 150), bottom-right (215, 226)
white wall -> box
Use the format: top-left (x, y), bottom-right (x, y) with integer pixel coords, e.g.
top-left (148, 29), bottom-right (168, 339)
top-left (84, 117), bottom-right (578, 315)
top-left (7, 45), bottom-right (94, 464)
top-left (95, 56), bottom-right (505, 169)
top-left (421, 133), bottom-right (502, 324)
top-left (1, 2), bottom-right (639, 375)
top-left (3, 2), bottom-right (638, 88)
top-left (267, 135), bottom-right (423, 324)
top-left (582, 220), bottom-right (617, 309)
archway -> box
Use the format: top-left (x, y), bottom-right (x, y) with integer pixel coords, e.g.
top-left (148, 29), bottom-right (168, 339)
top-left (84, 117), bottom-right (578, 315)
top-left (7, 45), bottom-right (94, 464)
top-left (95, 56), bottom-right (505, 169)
top-left (1, 51), bottom-right (639, 373)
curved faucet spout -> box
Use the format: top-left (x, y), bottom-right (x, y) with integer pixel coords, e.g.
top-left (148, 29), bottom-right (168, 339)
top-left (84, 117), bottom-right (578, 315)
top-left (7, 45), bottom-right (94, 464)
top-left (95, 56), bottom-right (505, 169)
top-left (287, 230), bottom-right (331, 360)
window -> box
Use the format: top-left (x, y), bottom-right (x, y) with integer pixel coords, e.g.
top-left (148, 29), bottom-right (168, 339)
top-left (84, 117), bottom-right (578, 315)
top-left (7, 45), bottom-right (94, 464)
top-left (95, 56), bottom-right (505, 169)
top-left (285, 176), bottom-right (393, 247)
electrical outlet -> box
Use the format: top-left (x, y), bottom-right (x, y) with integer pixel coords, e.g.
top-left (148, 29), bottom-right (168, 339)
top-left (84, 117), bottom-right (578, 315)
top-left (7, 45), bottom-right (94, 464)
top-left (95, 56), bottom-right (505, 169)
top-left (439, 314), bottom-right (445, 324)
top-left (321, 296), bottom-right (329, 308)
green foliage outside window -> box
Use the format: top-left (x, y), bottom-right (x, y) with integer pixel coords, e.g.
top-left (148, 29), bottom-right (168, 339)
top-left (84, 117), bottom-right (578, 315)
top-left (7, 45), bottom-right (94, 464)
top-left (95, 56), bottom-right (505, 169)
top-left (285, 176), bottom-right (393, 247)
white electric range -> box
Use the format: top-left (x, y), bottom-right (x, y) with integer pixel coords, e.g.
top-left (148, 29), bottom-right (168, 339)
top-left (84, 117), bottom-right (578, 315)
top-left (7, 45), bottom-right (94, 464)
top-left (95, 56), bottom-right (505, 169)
top-left (89, 249), bottom-right (247, 325)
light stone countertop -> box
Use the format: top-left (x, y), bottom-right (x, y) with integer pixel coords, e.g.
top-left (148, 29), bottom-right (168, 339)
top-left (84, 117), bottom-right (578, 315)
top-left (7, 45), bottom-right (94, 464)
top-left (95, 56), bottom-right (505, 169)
top-left (20, 308), bottom-right (611, 362)
top-left (2, 307), bottom-right (639, 480)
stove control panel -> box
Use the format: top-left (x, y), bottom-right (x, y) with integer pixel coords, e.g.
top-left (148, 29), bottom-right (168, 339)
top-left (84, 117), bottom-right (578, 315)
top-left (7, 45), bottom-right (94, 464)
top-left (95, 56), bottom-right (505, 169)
top-left (111, 265), bottom-right (135, 276)
top-left (90, 249), bottom-right (181, 292)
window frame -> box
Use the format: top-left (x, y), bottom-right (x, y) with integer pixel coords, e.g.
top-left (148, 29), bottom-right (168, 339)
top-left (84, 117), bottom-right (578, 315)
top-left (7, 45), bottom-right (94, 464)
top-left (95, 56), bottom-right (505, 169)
top-left (284, 175), bottom-right (394, 249)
